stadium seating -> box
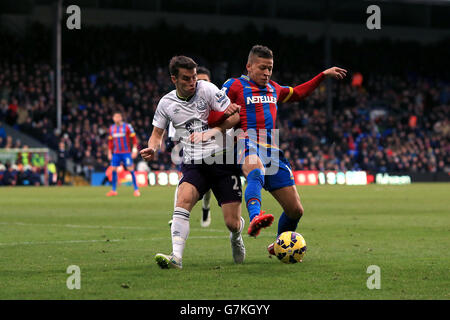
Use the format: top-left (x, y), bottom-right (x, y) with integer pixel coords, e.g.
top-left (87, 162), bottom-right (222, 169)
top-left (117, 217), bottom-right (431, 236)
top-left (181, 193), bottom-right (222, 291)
top-left (0, 23), bottom-right (448, 184)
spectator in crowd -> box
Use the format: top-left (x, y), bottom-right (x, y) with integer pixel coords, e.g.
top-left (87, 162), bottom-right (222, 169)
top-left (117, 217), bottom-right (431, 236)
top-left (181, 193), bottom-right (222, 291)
top-left (6, 98), bottom-right (18, 126)
top-left (2, 162), bottom-right (17, 186)
top-left (0, 121), bottom-right (6, 141)
top-left (56, 141), bottom-right (68, 185)
top-left (82, 148), bottom-right (96, 181)
top-left (47, 160), bottom-right (57, 186)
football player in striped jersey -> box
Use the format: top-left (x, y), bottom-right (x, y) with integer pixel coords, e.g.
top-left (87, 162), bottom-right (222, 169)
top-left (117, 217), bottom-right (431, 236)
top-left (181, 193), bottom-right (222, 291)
top-left (106, 111), bottom-right (140, 197)
top-left (218, 45), bottom-right (346, 255)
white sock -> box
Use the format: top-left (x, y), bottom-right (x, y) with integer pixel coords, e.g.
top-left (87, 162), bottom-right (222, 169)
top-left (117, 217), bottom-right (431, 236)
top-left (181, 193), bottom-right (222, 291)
top-left (171, 207), bottom-right (190, 259)
top-left (173, 185), bottom-right (178, 210)
top-left (202, 189), bottom-right (211, 210)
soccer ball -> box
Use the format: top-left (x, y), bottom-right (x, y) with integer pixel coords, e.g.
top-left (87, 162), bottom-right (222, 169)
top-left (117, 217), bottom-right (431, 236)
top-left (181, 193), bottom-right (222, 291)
top-left (274, 231), bottom-right (307, 264)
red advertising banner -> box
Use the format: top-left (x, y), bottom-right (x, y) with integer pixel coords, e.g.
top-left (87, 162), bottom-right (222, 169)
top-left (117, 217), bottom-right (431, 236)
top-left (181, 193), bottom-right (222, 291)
top-left (293, 170), bottom-right (319, 185)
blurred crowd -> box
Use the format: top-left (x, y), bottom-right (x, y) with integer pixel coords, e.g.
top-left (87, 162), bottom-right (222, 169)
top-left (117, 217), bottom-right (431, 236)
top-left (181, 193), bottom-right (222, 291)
top-left (0, 133), bottom-right (53, 186)
top-left (278, 74), bottom-right (449, 173)
top-left (0, 23), bottom-right (448, 182)
top-left (0, 160), bottom-right (47, 186)
top-left (0, 123), bottom-right (63, 186)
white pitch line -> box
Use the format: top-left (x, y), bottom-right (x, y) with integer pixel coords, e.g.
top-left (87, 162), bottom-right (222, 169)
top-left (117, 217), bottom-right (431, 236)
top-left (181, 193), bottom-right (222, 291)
top-left (0, 221), bottom-right (227, 233)
top-left (0, 221), bottom-right (153, 230)
top-left (0, 235), bottom-right (232, 247)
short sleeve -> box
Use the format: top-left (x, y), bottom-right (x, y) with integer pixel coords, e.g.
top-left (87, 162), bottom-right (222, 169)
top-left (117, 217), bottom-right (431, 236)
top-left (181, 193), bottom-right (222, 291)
top-left (127, 123), bottom-right (136, 135)
top-left (221, 78), bottom-right (237, 102)
top-left (152, 99), bottom-right (170, 129)
top-left (204, 81), bottom-right (231, 112)
top-left (167, 122), bottom-right (176, 138)
top-left (271, 80), bottom-right (293, 103)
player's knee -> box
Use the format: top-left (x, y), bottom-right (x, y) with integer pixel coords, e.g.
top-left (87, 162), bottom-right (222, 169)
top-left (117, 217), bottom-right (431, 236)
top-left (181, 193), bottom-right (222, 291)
top-left (176, 199), bottom-right (190, 210)
top-left (298, 204), bottom-right (304, 217)
top-left (243, 155), bottom-right (264, 176)
top-left (175, 195), bottom-right (194, 211)
top-left (296, 204), bottom-right (304, 218)
top-left (286, 203), bottom-right (304, 219)
top-left (225, 217), bottom-right (240, 233)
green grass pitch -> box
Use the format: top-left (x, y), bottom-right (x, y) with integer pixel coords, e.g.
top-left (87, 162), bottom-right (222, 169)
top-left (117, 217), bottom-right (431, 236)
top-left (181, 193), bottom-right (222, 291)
top-left (0, 183), bottom-right (448, 299)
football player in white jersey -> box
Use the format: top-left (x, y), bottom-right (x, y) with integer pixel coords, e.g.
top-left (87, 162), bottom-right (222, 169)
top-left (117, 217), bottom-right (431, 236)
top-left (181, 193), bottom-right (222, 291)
top-left (167, 67), bottom-right (213, 228)
top-left (141, 56), bottom-right (244, 269)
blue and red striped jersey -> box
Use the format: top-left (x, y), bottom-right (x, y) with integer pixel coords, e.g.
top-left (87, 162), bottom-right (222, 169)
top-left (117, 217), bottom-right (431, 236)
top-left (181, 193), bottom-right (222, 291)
top-left (108, 123), bottom-right (137, 154)
top-left (220, 73), bottom-right (324, 135)
top-left (222, 75), bottom-right (294, 134)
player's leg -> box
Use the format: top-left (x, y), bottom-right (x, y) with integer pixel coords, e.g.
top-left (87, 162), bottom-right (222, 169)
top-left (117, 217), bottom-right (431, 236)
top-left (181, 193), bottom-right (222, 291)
top-left (107, 153), bottom-right (121, 196)
top-left (221, 201), bottom-right (245, 264)
top-left (106, 167), bottom-right (118, 196)
top-left (127, 164), bottom-right (139, 191)
top-left (211, 165), bottom-right (245, 263)
top-left (270, 185), bottom-right (304, 234)
top-left (270, 157), bottom-right (303, 235)
top-left (241, 154), bottom-right (274, 237)
top-left (265, 157), bottom-right (303, 256)
top-left (172, 181), bottom-right (200, 255)
top-left (126, 164), bottom-right (140, 196)
top-left (111, 167), bottom-right (118, 191)
top-left (266, 185), bottom-right (304, 257)
top-left (156, 181), bottom-right (200, 269)
top-left (168, 184), bottom-right (179, 227)
top-left (106, 154), bottom-right (119, 196)
top-left (200, 189), bottom-right (212, 227)
top-left (221, 202), bottom-right (242, 233)
top-left (125, 153), bottom-right (139, 196)
top-left (156, 164), bottom-right (207, 269)
top-left (242, 154), bottom-right (264, 220)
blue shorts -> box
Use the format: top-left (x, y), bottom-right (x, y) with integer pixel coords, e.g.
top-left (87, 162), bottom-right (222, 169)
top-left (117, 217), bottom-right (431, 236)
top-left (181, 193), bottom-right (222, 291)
top-left (236, 138), bottom-right (295, 192)
top-left (111, 153), bottom-right (133, 167)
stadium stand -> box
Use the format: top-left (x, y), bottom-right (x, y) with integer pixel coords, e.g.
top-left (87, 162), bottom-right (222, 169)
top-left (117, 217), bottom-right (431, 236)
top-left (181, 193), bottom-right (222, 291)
top-left (0, 23), bottom-right (448, 186)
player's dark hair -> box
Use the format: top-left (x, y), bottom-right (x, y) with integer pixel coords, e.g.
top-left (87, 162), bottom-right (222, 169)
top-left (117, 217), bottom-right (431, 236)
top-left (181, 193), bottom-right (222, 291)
top-left (112, 110), bottom-right (122, 116)
top-left (248, 45), bottom-right (273, 62)
top-left (197, 66), bottom-right (211, 80)
top-left (169, 56), bottom-right (198, 77)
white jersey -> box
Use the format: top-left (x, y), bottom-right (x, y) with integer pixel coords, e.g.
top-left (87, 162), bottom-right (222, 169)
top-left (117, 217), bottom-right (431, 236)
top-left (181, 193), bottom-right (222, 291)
top-left (152, 80), bottom-right (231, 162)
top-left (167, 122), bottom-right (176, 139)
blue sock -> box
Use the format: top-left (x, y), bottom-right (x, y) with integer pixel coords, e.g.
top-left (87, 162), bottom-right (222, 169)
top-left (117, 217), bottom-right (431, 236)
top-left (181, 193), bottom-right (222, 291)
top-left (130, 171), bottom-right (138, 190)
top-left (245, 168), bottom-right (264, 222)
top-left (277, 212), bottom-right (300, 236)
top-left (112, 171), bottom-right (118, 192)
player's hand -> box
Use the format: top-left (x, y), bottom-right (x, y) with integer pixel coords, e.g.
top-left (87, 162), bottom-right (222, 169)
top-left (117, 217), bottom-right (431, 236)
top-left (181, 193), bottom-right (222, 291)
top-left (189, 132), bottom-right (204, 144)
top-left (224, 103), bottom-right (241, 118)
top-left (189, 131), bottom-right (211, 143)
top-left (189, 128), bottom-right (221, 143)
top-left (140, 147), bottom-right (156, 161)
top-left (323, 67), bottom-right (347, 80)
top-left (107, 151), bottom-right (112, 161)
top-left (131, 147), bottom-right (138, 159)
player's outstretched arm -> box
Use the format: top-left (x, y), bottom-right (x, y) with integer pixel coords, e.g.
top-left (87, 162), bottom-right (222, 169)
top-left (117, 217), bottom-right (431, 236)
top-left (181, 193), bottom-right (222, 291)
top-left (323, 66), bottom-right (347, 80)
top-left (140, 126), bottom-right (165, 161)
top-left (280, 66), bottom-right (347, 103)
